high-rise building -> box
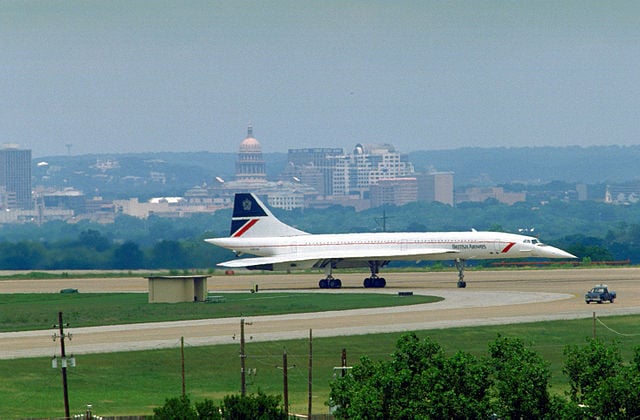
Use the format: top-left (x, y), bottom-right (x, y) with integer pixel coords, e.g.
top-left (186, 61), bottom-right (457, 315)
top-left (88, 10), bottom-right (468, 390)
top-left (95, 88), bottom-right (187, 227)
top-left (370, 178), bottom-right (418, 208)
top-left (417, 172), bottom-right (454, 206)
top-left (288, 143), bottom-right (415, 202)
top-left (332, 143), bottom-right (415, 198)
top-left (0, 144), bottom-right (32, 209)
top-left (286, 148), bottom-right (343, 195)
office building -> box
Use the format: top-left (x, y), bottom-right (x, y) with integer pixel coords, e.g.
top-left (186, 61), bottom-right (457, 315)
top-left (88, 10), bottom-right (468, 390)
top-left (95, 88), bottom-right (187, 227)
top-left (286, 148), bottom-right (343, 195)
top-left (287, 143), bottom-right (414, 200)
top-left (370, 178), bottom-right (418, 208)
top-left (0, 144), bottom-right (32, 209)
top-left (417, 172), bottom-right (454, 206)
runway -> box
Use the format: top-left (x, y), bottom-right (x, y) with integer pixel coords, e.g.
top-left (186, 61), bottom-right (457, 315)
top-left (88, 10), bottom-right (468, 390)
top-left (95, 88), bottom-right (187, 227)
top-left (2, 267), bottom-right (639, 359)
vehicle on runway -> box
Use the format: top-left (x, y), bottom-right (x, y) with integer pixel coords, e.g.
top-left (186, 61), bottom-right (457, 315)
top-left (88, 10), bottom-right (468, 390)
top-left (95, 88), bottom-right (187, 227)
top-left (585, 284), bottom-right (616, 304)
top-left (206, 193), bottom-right (577, 289)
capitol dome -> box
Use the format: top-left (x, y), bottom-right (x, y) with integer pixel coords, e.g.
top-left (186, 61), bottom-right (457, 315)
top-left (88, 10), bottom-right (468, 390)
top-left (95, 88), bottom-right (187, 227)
top-left (239, 136), bottom-right (262, 153)
top-left (235, 125), bottom-right (266, 182)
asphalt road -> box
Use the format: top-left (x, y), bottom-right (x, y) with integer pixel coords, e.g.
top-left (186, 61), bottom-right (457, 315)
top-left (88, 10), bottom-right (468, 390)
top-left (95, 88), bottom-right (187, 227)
top-left (2, 267), bottom-right (639, 359)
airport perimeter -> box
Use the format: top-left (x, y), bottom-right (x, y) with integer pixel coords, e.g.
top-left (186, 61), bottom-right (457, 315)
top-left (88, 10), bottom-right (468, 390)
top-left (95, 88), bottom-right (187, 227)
top-left (2, 267), bottom-right (640, 360)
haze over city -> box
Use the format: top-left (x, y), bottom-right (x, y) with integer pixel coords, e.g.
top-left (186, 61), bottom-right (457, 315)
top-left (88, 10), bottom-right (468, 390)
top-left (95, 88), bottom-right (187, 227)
top-left (2, 1), bottom-right (639, 157)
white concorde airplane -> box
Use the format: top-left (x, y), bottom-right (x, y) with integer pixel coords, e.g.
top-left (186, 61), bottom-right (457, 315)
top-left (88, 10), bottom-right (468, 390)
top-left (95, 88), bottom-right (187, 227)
top-left (206, 193), bottom-right (577, 289)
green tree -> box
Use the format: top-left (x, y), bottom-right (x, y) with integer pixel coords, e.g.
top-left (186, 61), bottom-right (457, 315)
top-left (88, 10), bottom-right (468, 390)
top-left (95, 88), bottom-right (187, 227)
top-left (220, 391), bottom-right (287, 420)
top-left (563, 338), bottom-right (623, 403)
top-left (0, 241), bottom-right (45, 269)
top-left (588, 372), bottom-right (640, 418)
top-left (487, 335), bottom-right (552, 419)
top-left (329, 333), bottom-right (493, 419)
top-left (195, 398), bottom-right (222, 420)
top-left (430, 351), bottom-right (493, 418)
top-left (329, 355), bottom-right (392, 419)
top-left (112, 240), bottom-right (145, 269)
top-left (151, 239), bottom-right (187, 268)
top-left (562, 339), bottom-right (640, 418)
top-left (78, 229), bottom-right (111, 251)
top-left (153, 395), bottom-right (197, 420)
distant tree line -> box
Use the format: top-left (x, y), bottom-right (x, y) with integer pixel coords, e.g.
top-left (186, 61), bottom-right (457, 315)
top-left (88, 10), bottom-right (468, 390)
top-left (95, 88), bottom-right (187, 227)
top-left (1, 199), bottom-right (640, 270)
top-left (0, 230), bottom-right (229, 270)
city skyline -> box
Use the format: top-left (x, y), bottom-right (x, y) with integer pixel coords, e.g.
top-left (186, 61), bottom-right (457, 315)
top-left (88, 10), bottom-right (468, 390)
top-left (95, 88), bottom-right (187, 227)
top-left (3, 1), bottom-right (639, 157)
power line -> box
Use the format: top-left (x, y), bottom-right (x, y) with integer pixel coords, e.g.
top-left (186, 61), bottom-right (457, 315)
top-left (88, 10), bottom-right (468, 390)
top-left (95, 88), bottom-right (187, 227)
top-left (596, 316), bottom-right (640, 337)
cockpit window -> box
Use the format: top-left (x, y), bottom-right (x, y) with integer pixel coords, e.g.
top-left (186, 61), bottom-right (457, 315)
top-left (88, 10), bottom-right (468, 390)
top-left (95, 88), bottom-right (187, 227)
top-left (531, 239), bottom-right (539, 244)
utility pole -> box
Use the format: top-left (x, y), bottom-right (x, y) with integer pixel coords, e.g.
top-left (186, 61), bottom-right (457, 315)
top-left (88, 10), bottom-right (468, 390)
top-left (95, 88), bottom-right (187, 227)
top-left (342, 348), bottom-right (347, 376)
top-left (241, 319), bottom-right (246, 396)
top-left (283, 348), bottom-right (289, 414)
top-left (376, 207), bottom-right (393, 232)
top-left (333, 348), bottom-right (352, 379)
top-left (181, 336), bottom-right (186, 397)
top-left (238, 318), bottom-right (252, 396)
top-left (308, 328), bottom-right (313, 419)
top-left (52, 311), bottom-right (72, 419)
top-left (277, 347), bottom-right (295, 416)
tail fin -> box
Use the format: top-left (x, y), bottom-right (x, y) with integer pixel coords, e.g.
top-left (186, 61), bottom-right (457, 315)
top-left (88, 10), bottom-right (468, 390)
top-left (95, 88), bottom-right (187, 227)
top-left (229, 193), bottom-right (308, 238)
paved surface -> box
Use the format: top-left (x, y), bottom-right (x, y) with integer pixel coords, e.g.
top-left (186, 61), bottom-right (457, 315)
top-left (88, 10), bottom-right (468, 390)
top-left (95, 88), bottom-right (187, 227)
top-left (1, 268), bottom-right (639, 359)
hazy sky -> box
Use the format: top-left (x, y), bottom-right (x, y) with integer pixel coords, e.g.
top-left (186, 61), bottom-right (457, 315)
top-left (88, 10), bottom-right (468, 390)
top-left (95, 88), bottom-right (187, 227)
top-left (2, 1), bottom-right (639, 157)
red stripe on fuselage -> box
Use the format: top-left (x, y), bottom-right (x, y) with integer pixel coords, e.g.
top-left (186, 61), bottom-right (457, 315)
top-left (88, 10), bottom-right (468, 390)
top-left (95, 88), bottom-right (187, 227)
top-left (501, 242), bottom-right (516, 253)
top-left (232, 219), bottom-right (259, 237)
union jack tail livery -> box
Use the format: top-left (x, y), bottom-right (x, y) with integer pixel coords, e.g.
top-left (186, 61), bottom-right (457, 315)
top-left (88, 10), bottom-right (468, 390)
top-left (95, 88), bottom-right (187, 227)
top-left (229, 193), bottom-right (308, 238)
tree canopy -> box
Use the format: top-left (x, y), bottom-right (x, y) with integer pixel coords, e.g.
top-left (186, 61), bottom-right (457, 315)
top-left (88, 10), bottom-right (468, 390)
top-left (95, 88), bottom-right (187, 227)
top-left (329, 334), bottom-right (640, 419)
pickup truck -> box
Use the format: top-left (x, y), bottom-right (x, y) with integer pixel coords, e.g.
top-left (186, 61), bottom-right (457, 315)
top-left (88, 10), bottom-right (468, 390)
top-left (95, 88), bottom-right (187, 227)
top-left (585, 284), bottom-right (616, 304)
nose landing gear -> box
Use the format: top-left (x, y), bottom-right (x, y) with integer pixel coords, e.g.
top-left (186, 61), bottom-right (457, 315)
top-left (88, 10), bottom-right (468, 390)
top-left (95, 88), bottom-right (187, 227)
top-left (456, 258), bottom-right (467, 288)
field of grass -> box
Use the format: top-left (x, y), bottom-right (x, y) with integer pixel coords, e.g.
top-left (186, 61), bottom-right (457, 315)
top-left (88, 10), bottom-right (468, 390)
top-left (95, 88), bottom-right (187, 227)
top-left (3, 314), bottom-right (640, 418)
top-left (2, 292), bottom-right (640, 418)
top-left (0, 292), bottom-right (440, 332)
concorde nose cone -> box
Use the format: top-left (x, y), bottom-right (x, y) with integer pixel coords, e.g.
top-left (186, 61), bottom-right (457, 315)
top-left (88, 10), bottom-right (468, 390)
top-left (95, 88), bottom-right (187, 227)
top-left (535, 245), bottom-right (577, 259)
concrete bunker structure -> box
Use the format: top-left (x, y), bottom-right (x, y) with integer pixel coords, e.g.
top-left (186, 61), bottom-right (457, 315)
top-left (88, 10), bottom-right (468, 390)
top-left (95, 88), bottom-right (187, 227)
top-left (147, 275), bottom-right (209, 303)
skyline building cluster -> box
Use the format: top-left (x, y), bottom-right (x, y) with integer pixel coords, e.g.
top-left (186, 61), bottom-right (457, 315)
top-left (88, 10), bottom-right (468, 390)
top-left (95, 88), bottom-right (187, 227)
top-left (0, 129), bottom-right (456, 222)
top-left (211, 126), bottom-right (456, 211)
top-left (4, 126), bottom-right (614, 224)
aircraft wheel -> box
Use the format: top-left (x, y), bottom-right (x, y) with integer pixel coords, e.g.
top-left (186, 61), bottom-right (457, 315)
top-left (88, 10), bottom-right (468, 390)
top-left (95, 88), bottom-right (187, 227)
top-left (329, 279), bottom-right (342, 289)
top-left (319, 279), bottom-right (328, 289)
top-left (378, 278), bottom-right (386, 288)
top-left (363, 278), bottom-right (372, 288)
top-left (457, 280), bottom-right (467, 288)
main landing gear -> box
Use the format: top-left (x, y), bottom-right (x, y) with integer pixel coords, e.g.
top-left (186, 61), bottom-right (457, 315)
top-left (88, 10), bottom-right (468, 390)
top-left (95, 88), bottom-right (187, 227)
top-left (319, 275), bottom-right (342, 289)
top-left (455, 258), bottom-right (467, 288)
top-left (319, 264), bottom-right (342, 289)
top-left (363, 276), bottom-right (386, 288)
top-left (317, 261), bottom-right (389, 289)
top-left (363, 261), bottom-right (387, 288)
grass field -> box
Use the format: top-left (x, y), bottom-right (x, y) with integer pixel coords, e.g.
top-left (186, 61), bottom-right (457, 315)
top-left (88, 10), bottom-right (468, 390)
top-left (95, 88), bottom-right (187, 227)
top-left (0, 292), bottom-right (441, 332)
top-left (3, 315), bottom-right (640, 418)
top-left (2, 293), bottom-right (640, 418)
